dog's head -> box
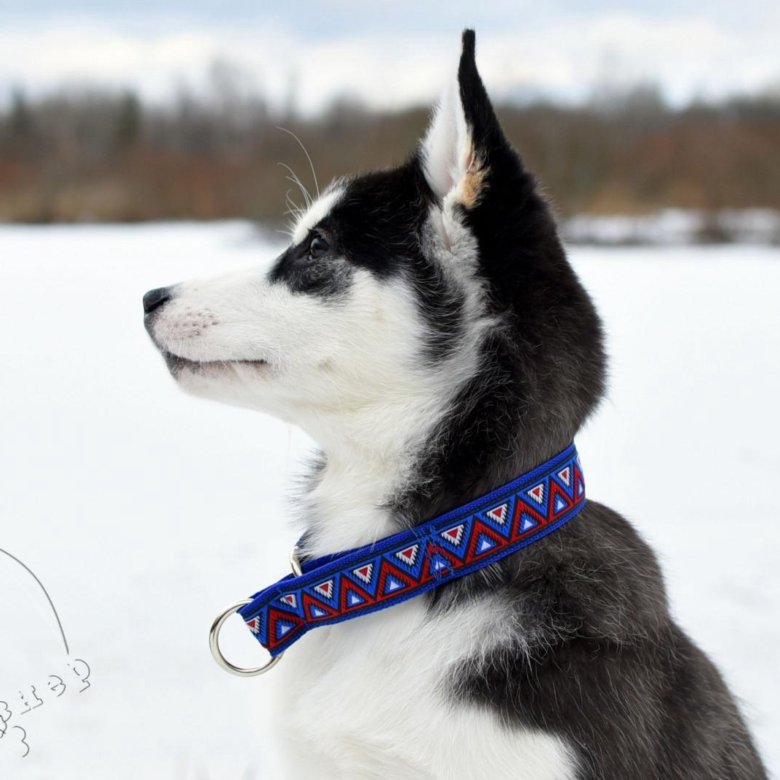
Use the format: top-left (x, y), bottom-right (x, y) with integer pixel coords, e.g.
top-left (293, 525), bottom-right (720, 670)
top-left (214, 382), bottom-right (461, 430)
top-left (144, 31), bottom-right (604, 454)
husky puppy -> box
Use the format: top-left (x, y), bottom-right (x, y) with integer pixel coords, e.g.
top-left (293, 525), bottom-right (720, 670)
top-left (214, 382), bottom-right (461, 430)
top-left (143, 30), bottom-right (766, 780)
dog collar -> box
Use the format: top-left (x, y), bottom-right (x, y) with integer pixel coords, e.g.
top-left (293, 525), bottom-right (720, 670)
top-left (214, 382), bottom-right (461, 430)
top-left (210, 443), bottom-right (586, 675)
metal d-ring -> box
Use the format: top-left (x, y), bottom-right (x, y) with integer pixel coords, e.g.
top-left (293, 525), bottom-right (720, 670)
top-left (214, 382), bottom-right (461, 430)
top-left (209, 599), bottom-right (283, 676)
top-left (290, 545), bottom-right (303, 576)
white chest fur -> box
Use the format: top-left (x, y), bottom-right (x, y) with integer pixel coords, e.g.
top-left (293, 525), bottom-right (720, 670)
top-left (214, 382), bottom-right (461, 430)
top-left (270, 594), bottom-right (577, 780)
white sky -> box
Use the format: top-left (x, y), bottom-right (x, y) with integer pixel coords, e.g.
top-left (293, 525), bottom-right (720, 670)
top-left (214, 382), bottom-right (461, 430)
top-left (1, 2), bottom-right (779, 113)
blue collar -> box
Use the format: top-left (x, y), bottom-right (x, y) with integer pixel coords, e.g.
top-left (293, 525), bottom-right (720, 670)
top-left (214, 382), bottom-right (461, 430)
top-left (237, 443), bottom-right (586, 658)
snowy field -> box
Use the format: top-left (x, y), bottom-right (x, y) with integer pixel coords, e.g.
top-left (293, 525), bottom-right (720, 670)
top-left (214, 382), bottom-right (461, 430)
top-left (1, 222), bottom-right (779, 778)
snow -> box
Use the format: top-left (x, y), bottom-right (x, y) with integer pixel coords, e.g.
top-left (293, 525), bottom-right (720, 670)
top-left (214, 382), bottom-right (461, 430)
top-left (564, 208), bottom-right (780, 246)
top-left (1, 223), bottom-right (778, 777)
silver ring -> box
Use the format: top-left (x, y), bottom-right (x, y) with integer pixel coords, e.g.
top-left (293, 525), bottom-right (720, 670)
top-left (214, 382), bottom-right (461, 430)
top-left (290, 545), bottom-right (303, 576)
top-left (209, 599), bottom-right (283, 676)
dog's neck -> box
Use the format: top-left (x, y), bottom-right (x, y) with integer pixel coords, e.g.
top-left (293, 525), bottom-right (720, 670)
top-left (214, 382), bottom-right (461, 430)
top-left (302, 446), bottom-right (404, 557)
top-left (298, 393), bottom-right (449, 557)
top-left (297, 363), bottom-right (574, 559)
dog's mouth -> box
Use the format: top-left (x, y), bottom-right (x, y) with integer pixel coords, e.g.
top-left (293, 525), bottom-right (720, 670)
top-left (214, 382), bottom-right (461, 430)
top-left (162, 352), bottom-right (269, 374)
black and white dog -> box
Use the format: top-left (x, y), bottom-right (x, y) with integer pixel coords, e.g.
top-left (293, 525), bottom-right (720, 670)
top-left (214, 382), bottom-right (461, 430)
top-left (144, 30), bottom-right (766, 780)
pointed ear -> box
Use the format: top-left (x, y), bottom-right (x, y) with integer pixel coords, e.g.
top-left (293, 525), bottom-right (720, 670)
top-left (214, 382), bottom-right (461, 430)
top-left (421, 29), bottom-right (508, 208)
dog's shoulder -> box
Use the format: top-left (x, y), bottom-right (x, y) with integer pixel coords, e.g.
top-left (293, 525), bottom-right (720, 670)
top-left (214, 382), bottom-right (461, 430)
top-left (432, 499), bottom-right (668, 642)
top-left (447, 501), bottom-right (767, 778)
top-left (518, 499), bottom-right (669, 641)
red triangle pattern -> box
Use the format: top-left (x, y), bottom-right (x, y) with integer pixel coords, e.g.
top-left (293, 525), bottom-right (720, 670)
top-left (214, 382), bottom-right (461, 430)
top-left (377, 559), bottom-right (417, 597)
top-left (466, 520), bottom-right (506, 561)
top-left (301, 591), bottom-right (338, 622)
top-left (243, 450), bottom-right (586, 654)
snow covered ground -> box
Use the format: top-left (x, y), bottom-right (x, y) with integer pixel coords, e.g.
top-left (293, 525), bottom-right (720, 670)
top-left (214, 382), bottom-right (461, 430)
top-left (1, 222), bottom-right (778, 778)
top-left (563, 208), bottom-right (780, 246)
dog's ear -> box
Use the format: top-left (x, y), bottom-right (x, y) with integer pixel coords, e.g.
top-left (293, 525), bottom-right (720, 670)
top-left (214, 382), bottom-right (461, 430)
top-left (420, 29), bottom-right (509, 210)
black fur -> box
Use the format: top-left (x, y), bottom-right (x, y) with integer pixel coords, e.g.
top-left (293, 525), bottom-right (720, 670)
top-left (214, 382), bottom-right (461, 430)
top-left (331, 168), bottom-right (468, 361)
top-left (420, 31), bottom-right (764, 778)
top-left (301, 29), bottom-right (766, 778)
top-left (272, 164), bottom-right (469, 361)
top-left (455, 502), bottom-right (766, 779)
top-left (269, 226), bottom-right (355, 298)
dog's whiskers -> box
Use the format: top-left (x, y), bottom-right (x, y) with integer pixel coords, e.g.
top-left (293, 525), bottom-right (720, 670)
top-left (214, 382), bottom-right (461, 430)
top-left (276, 125), bottom-right (320, 199)
top-left (282, 188), bottom-right (306, 238)
top-left (278, 162), bottom-right (313, 211)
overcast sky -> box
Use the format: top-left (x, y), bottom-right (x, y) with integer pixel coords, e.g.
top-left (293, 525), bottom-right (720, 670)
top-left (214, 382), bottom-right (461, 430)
top-left (1, 1), bottom-right (778, 113)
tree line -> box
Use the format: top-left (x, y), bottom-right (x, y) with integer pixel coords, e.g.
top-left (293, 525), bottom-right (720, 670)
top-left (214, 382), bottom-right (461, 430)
top-left (1, 80), bottom-right (779, 224)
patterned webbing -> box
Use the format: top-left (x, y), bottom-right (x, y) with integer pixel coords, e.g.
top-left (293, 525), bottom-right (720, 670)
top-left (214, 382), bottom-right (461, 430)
top-left (239, 444), bottom-right (586, 656)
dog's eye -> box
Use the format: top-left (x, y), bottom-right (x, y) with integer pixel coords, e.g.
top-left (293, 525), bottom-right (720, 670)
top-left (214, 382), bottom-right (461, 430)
top-left (308, 235), bottom-right (330, 260)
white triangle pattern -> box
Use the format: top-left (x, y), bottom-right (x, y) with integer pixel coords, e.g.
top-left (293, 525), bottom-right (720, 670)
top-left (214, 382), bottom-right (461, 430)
top-left (527, 484), bottom-right (545, 504)
top-left (353, 564), bottom-right (373, 584)
top-left (486, 504), bottom-right (508, 524)
top-left (314, 580), bottom-right (334, 599)
top-left (441, 524), bottom-right (465, 545)
top-left (395, 545), bottom-right (419, 566)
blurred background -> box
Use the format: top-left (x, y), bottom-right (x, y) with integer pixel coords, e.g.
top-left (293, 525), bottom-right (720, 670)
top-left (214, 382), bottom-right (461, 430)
top-left (1, 3), bottom-right (779, 779)
top-left (1, 0), bottom-right (780, 241)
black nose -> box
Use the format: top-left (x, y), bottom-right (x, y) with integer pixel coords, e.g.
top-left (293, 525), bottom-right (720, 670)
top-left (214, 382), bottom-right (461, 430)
top-left (143, 287), bottom-right (171, 314)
